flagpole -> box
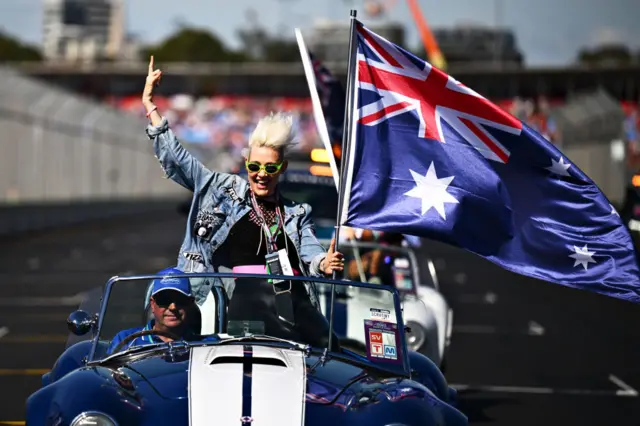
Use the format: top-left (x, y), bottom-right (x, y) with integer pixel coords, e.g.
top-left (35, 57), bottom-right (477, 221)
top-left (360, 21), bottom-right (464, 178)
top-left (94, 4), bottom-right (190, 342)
top-left (328, 8), bottom-right (359, 351)
top-left (294, 28), bottom-right (341, 191)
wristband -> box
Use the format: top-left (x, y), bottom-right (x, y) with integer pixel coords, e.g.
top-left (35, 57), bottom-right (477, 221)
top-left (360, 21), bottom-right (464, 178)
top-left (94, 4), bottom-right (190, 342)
top-left (146, 106), bottom-right (158, 117)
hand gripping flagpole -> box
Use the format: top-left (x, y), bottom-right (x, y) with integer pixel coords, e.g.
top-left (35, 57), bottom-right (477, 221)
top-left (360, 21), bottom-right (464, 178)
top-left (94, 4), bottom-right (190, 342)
top-left (328, 9), bottom-right (359, 351)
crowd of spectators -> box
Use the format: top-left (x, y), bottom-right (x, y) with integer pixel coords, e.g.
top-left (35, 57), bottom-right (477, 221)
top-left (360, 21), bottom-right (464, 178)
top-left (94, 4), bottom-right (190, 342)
top-left (495, 96), bottom-right (561, 143)
top-left (107, 94), bottom-right (640, 170)
top-left (622, 101), bottom-right (640, 170)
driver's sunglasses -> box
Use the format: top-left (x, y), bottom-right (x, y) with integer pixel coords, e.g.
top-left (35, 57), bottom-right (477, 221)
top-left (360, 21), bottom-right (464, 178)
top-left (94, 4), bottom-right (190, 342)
top-left (152, 292), bottom-right (192, 308)
top-left (245, 161), bottom-right (283, 175)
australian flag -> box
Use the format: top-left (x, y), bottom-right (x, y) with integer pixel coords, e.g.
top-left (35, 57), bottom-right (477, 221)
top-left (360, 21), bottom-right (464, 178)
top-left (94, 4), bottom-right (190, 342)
top-left (310, 52), bottom-right (346, 160)
top-left (340, 21), bottom-right (640, 303)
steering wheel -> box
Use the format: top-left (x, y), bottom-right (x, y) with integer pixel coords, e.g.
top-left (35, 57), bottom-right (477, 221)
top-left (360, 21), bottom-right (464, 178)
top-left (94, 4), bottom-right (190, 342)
top-left (111, 329), bottom-right (182, 354)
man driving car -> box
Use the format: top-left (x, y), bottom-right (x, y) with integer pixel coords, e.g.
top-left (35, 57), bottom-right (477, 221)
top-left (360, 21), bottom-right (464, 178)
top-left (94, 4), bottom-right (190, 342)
top-left (107, 272), bottom-right (200, 354)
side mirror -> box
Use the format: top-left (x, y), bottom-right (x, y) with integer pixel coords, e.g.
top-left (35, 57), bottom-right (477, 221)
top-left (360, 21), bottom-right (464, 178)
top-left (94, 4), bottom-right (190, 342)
top-left (67, 310), bottom-right (96, 336)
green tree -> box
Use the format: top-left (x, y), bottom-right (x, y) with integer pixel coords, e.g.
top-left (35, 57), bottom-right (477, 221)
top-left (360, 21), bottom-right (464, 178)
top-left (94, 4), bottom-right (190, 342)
top-left (236, 27), bottom-right (301, 62)
top-left (0, 31), bottom-right (42, 61)
top-left (143, 27), bottom-right (247, 62)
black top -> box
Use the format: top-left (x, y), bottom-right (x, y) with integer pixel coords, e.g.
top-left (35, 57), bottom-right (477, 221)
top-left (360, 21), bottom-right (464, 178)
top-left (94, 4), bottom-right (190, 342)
top-left (218, 198), bottom-right (301, 270)
top-left (220, 195), bottom-right (338, 349)
top-left (218, 197), bottom-right (308, 300)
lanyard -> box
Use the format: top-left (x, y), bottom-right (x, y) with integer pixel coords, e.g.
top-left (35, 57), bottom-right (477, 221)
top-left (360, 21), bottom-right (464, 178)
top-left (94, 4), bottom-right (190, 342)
top-left (144, 322), bottom-right (154, 344)
top-left (250, 191), bottom-right (284, 254)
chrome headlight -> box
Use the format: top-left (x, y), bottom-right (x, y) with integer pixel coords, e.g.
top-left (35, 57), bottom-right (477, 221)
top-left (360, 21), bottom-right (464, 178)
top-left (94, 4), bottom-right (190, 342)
top-left (70, 412), bottom-right (117, 426)
top-left (405, 321), bottom-right (426, 351)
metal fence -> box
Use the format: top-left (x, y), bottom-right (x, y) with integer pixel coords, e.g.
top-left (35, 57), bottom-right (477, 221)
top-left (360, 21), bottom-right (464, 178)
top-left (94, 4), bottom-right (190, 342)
top-left (0, 66), bottom-right (187, 204)
top-left (551, 89), bottom-right (628, 205)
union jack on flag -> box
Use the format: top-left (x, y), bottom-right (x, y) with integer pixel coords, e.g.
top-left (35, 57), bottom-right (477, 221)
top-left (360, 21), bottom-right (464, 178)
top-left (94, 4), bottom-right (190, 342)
top-left (356, 23), bottom-right (522, 164)
top-left (341, 21), bottom-right (640, 304)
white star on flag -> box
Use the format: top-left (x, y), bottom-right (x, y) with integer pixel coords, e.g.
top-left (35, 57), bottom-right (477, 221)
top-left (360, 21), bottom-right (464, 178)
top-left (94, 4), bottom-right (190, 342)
top-left (404, 162), bottom-right (459, 219)
top-left (610, 204), bottom-right (620, 216)
top-left (569, 245), bottom-right (597, 270)
top-left (546, 156), bottom-right (571, 177)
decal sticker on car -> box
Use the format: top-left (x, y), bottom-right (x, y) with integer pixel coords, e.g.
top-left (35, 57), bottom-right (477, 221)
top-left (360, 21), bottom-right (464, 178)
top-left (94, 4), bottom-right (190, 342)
top-left (364, 319), bottom-right (401, 364)
top-left (392, 258), bottom-right (416, 294)
top-left (370, 308), bottom-right (391, 321)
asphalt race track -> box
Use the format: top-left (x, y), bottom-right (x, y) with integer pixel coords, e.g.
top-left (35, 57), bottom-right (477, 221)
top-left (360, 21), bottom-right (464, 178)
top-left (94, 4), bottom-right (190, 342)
top-left (417, 242), bottom-right (640, 426)
top-left (1, 209), bottom-right (639, 425)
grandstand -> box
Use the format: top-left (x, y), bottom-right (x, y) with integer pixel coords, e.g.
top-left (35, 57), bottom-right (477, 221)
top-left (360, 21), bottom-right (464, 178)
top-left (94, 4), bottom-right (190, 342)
top-left (9, 61), bottom-right (640, 174)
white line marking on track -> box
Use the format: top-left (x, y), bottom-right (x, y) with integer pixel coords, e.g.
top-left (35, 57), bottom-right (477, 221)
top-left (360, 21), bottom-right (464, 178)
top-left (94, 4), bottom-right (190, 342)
top-left (527, 320), bottom-right (545, 336)
top-left (609, 374), bottom-right (639, 397)
top-left (484, 291), bottom-right (498, 304)
top-left (0, 327), bottom-right (9, 339)
top-left (451, 383), bottom-right (638, 398)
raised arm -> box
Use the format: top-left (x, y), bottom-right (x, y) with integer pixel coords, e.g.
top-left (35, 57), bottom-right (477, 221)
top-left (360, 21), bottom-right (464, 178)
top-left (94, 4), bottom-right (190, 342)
top-left (141, 56), bottom-right (212, 192)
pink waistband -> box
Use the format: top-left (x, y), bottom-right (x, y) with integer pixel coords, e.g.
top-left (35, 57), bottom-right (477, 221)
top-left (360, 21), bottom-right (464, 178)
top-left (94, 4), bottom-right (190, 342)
top-left (232, 265), bottom-right (301, 276)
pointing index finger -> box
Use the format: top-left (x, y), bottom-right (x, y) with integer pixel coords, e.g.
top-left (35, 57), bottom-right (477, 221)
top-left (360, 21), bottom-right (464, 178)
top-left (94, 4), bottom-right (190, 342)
top-left (148, 55), bottom-right (154, 74)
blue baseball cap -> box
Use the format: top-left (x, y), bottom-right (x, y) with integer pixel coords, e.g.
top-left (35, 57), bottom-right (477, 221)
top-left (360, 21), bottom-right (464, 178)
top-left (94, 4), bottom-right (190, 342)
top-left (151, 267), bottom-right (192, 297)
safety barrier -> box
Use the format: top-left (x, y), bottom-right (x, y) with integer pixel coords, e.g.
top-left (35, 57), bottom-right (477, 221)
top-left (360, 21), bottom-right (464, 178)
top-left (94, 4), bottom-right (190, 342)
top-left (552, 89), bottom-right (628, 204)
top-left (0, 66), bottom-right (189, 235)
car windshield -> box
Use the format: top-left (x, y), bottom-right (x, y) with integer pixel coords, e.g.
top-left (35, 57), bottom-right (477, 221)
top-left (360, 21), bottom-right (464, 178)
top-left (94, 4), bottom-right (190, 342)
top-left (320, 239), bottom-right (436, 292)
top-left (79, 272), bottom-right (409, 375)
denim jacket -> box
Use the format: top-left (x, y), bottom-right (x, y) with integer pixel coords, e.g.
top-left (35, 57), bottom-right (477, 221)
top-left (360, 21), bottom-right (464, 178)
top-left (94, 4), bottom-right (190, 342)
top-left (145, 117), bottom-right (327, 308)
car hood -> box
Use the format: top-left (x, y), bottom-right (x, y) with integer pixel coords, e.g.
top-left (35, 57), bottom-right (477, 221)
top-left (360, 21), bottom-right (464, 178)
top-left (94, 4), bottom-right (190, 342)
top-left (82, 343), bottom-right (468, 425)
top-left (122, 344), bottom-right (379, 424)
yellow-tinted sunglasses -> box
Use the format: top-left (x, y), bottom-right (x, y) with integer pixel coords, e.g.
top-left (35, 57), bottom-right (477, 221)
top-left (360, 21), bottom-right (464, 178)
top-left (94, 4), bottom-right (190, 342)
top-left (245, 161), bottom-right (283, 175)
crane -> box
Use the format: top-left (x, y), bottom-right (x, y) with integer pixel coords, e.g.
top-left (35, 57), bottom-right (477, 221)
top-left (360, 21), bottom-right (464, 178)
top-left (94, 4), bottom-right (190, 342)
top-left (358, 0), bottom-right (447, 70)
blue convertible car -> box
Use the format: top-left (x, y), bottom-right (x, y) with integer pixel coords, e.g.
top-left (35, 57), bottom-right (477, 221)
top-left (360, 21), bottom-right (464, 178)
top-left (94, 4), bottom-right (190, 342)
top-left (26, 271), bottom-right (467, 425)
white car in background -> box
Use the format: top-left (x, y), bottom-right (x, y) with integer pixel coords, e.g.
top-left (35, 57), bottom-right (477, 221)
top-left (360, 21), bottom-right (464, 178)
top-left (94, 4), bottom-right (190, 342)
top-left (317, 239), bottom-right (453, 371)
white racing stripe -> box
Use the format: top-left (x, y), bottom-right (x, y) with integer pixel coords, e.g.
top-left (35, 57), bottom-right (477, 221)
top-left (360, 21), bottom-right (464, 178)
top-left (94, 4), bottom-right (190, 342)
top-left (189, 345), bottom-right (244, 425)
top-left (188, 345), bottom-right (307, 426)
top-left (251, 346), bottom-right (306, 426)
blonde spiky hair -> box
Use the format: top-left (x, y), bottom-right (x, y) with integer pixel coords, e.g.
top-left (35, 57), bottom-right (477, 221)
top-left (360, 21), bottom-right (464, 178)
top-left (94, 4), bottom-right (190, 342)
top-left (243, 112), bottom-right (297, 158)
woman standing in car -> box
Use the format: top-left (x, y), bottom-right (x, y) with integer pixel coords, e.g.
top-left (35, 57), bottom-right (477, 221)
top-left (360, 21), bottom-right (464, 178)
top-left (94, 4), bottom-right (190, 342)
top-left (141, 57), bottom-right (344, 341)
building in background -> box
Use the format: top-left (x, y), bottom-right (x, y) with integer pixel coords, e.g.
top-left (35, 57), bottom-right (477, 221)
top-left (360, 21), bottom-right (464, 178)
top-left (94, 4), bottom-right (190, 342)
top-left (308, 19), bottom-right (405, 64)
top-left (42, 0), bottom-right (137, 62)
top-left (433, 24), bottom-right (524, 68)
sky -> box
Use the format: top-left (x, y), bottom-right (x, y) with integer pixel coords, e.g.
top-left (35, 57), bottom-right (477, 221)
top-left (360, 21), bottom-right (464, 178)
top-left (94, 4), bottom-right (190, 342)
top-left (1, 0), bottom-right (639, 66)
